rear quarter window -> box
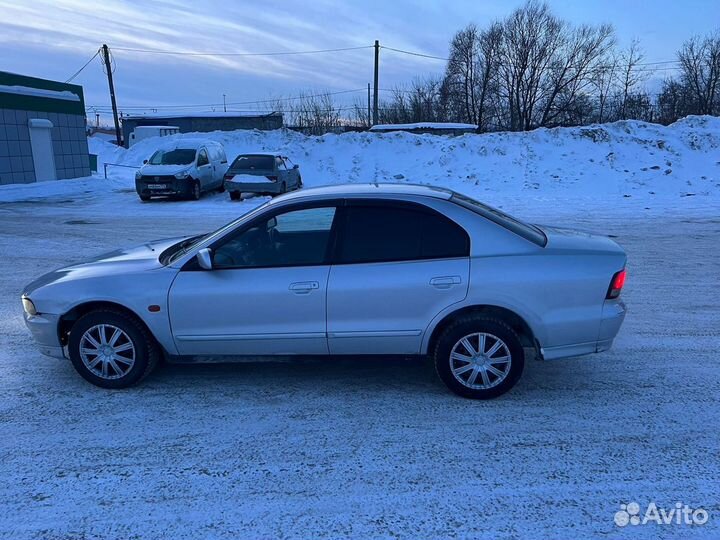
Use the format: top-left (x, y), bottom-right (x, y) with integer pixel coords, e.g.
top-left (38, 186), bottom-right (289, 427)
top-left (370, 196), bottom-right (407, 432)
top-left (451, 193), bottom-right (547, 247)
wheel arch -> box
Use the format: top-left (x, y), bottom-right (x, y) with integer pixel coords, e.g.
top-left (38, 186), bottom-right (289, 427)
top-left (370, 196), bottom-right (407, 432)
top-left (424, 304), bottom-right (540, 357)
top-left (58, 300), bottom-right (158, 349)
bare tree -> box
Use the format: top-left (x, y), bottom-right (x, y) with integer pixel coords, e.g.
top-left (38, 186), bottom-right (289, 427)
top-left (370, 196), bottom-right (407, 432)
top-left (378, 78), bottom-right (446, 124)
top-left (590, 52), bottom-right (618, 122)
top-left (616, 39), bottom-right (649, 119)
top-left (677, 31), bottom-right (720, 115)
top-left (656, 78), bottom-right (695, 124)
top-left (442, 23), bottom-right (502, 129)
top-left (496, 1), bottom-right (614, 130)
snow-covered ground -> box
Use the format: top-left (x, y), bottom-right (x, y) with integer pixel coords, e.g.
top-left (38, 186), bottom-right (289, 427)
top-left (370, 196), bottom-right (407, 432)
top-left (0, 119), bottom-right (718, 539)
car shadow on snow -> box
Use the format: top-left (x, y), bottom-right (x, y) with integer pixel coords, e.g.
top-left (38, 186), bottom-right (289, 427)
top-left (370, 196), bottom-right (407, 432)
top-left (134, 354), bottom-right (601, 401)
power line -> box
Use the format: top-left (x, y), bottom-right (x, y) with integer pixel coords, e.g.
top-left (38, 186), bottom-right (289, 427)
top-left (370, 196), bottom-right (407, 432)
top-left (86, 88), bottom-right (367, 111)
top-left (111, 45), bottom-right (373, 57)
top-left (381, 44), bottom-right (683, 71)
top-left (65, 48), bottom-right (101, 83)
top-left (380, 45), bottom-right (448, 61)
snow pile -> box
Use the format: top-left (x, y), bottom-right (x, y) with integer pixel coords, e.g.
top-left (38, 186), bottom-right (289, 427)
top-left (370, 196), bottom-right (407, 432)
top-left (1, 116), bottom-right (719, 216)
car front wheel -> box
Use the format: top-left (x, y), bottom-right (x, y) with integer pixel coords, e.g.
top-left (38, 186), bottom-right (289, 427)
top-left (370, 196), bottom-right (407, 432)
top-left (230, 191), bottom-right (241, 201)
top-left (433, 316), bottom-right (524, 399)
top-left (190, 181), bottom-right (201, 201)
top-left (68, 310), bottom-right (160, 389)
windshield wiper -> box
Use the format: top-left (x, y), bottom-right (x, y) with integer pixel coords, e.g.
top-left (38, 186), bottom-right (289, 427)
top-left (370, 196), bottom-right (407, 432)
top-left (162, 234), bottom-right (206, 265)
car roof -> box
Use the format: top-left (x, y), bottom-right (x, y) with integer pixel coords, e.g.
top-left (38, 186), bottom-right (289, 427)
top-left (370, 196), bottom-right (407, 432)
top-left (157, 138), bottom-right (220, 150)
top-left (235, 152), bottom-right (285, 158)
top-left (269, 183), bottom-right (454, 204)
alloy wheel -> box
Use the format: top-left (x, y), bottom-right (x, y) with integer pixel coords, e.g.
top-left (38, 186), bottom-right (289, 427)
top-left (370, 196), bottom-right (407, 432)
top-left (79, 324), bottom-right (136, 380)
top-left (449, 332), bottom-right (512, 389)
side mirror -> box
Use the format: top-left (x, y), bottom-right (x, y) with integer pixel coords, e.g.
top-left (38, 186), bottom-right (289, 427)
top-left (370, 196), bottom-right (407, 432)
top-left (143, 159), bottom-right (148, 164)
top-left (197, 248), bottom-right (213, 270)
top-left (293, 164), bottom-right (299, 169)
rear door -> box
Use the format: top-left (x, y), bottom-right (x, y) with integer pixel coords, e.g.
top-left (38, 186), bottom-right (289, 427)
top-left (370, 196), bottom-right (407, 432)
top-left (327, 200), bottom-right (470, 354)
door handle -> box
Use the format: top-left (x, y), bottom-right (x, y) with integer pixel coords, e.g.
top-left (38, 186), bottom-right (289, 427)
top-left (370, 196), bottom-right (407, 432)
top-left (289, 281), bottom-right (319, 294)
top-left (430, 276), bottom-right (461, 289)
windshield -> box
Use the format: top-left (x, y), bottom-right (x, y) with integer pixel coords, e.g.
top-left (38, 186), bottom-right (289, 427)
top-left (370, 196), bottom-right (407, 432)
top-left (451, 192), bottom-right (547, 247)
top-left (149, 149), bottom-right (196, 165)
top-left (231, 155), bottom-right (274, 170)
top-left (161, 200), bottom-right (274, 265)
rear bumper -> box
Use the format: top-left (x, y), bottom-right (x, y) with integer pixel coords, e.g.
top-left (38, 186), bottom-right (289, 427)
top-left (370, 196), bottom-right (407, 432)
top-left (135, 178), bottom-right (195, 198)
top-left (541, 299), bottom-right (626, 360)
top-left (225, 180), bottom-right (282, 194)
top-left (24, 312), bottom-right (65, 359)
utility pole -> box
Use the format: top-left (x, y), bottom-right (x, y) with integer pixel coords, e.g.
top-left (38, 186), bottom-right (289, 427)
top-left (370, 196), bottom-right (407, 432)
top-left (373, 40), bottom-right (379, 126)
top-left (223, 94), bottom-right (227, 113)
top-left (367, 83), bottom-right (371, 128)
top-left (101, 44), bottom-right (122, 146)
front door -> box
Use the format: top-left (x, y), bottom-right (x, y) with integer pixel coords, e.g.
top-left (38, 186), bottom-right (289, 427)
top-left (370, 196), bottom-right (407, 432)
top-left (168, 204), bottom-right (340, 356)
top-left (195, 148), bottom-right (212, 189)
top-left (327, 201), bottom-right (471, 355)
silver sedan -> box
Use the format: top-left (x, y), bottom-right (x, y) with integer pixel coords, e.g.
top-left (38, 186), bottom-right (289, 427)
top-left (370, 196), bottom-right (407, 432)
top-left (22, 184), bottom-right (627, 399)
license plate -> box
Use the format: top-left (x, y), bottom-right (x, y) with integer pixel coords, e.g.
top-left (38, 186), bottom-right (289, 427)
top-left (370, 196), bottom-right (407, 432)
top-left (148, 184), bottom-right (167, 189)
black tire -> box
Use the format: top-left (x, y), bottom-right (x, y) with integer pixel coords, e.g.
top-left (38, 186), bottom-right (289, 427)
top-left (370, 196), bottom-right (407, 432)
top-left (230, 191), bottom-right (241, 201)
top-left (272, 182), bottom-right (286, 198)
top-left (139, 194), bottom-right (150, 202)
top-left (217, 182), bottom-right (226, 193)
top-left (190, 180), bottom-right (201, 201)
top-left (433, 316), bottom-right (524, 399)
top-left (68, 309), bottom-right (160, 389)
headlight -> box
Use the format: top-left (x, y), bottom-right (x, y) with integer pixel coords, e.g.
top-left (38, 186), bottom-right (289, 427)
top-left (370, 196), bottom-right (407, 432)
top-left (175, 170), bottom-right (190, 179)
top-left (22, 297), bottom-right (37, 316)
top-left (135, 170), bottom-right (142, 180)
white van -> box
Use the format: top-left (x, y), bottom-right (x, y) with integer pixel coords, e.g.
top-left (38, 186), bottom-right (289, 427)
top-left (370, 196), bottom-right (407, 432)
top-left (134, 139), bottom-right (228, 201)
top-left (128, 126), bottom-right (180, 147)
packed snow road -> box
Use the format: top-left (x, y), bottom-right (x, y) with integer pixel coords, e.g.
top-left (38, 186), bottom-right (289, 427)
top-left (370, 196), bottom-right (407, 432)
top-left (0, 194), bottom-right (718, 539)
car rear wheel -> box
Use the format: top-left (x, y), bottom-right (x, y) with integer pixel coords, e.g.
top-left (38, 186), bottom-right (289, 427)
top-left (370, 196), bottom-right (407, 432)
top-left (217, 183), bottom-right (225, 193)
top-left (139, 194), bottom-right (150, 202)
top-left (433, 316), bottom-right (524, 399)
top-left (68, 310), bottom-right (160, 389)
top-left (230, 191), bottom-right (241, 201)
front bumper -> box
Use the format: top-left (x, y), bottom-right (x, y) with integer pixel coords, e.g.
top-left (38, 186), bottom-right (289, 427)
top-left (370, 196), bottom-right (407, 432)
top-left (136, 177), bottom-right (194, 198)
top-left (225, 180), bottom-right (282, 194)
top-left (24, 312), bottom-right (65, 359)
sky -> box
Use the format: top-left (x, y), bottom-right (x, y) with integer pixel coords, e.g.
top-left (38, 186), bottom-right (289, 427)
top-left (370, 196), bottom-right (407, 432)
top-left (1, 0), bottom-right (719, 124)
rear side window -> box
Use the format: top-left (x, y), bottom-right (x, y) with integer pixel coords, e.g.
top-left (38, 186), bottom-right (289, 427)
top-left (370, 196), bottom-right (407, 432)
top-left (337, 204), bottom-right (469, 264)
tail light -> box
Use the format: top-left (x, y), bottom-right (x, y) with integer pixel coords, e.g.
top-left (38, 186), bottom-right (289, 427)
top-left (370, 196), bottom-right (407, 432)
top-left (266, 175), bottom-right (278, 182)
top-left (606, 268), bottom-right (627, 299)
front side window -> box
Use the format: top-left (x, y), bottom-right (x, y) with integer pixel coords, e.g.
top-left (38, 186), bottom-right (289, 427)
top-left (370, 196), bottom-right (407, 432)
top-left (337, 204), bottom-right (470, 264)
top-left (197, 149), bottom-right (209, 166)
top-left (213, 206), bottom-right (337, 269)
top-left (148, 148), bottom-right (196, 165)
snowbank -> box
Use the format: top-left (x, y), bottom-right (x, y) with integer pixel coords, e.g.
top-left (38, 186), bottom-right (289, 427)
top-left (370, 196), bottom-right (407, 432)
top-left (2, 116), bottom-right (719, 217)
